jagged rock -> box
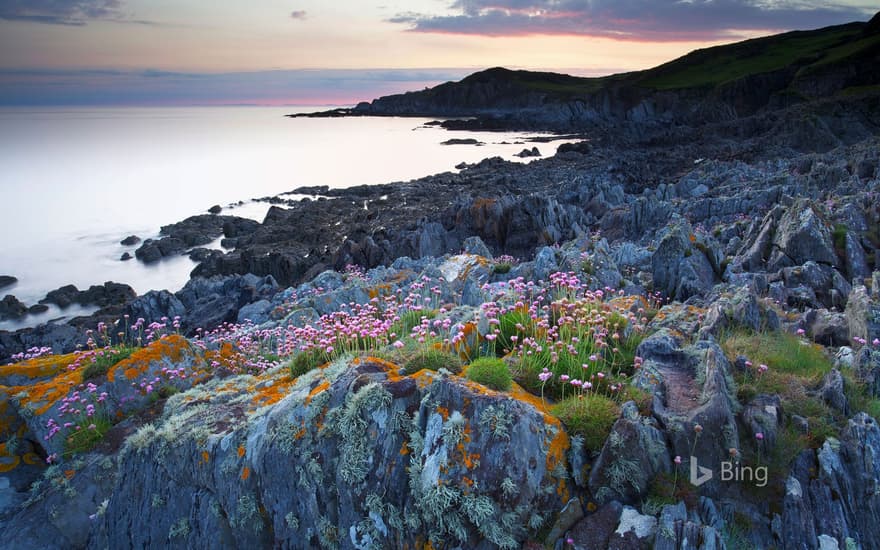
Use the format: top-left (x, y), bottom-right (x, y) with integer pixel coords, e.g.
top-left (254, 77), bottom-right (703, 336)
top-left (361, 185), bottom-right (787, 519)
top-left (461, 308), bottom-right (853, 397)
top-left (0, 295), bottom-right (28, 321)
top-left (589, 401), bottom-right (671, 504)
top-left (739, 206), bottom-right (784, 271)
top-left (462, 236), bottom-right (493, 258)
top-left (845, 285), bottom-right (880, 347)
top-left (854, 346), bottom-right (880, 397)
top-left (123, 290), bottom-right (186, 327)
top-left (769, 200), bottom-right (839, 270)
top-left (819, 369), bottom-right (849, 415)
top-left (176, 274), bottom-right (279, 333)
top-left (741, 394), bottom-right (783, 452)
top-left (782, 414), bottom-right (880, 549)
top-left (16, 358), bottom-right (578, 549)
top-left (652, 218), bottom-right (718, 301)
top-left (514, 146), bottom-right (541, 158)
top-left (654, 501), bottom-right (725, 550)
top-left (700, 285), bottom-right (780, 337)
top-left (844, 231), bottom-right (871, 282)
top-left (780, 262), bottom-right (851, 309)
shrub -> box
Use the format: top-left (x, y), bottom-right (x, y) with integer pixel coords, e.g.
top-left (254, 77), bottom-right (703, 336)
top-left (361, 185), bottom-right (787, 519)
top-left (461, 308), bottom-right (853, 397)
top-left (289, 349), bottom-right (327, 378)
top-left (492, 263), bottom-right (512, 274)
top-left (82, 346), bottom-right (136, 380)
top-left (466, 357), bottom-right (512, 391)
top-left (551, 395), bottom-right (619, 451)
top-left (404, 349), bottom-right (462, 375)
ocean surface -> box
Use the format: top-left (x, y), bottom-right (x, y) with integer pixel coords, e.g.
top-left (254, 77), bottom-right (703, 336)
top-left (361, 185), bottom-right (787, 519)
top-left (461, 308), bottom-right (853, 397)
top-left (0, 106), bottom-right (570, 330)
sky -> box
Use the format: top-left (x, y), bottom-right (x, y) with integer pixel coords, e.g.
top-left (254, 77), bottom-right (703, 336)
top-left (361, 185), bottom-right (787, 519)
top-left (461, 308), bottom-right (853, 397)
top-left (0, 0), bottom-right (875, 105)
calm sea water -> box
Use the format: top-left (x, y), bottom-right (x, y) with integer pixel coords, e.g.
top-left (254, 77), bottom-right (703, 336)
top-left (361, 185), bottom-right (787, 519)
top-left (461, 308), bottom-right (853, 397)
top-left (0, 106), bottom-right (568, 329)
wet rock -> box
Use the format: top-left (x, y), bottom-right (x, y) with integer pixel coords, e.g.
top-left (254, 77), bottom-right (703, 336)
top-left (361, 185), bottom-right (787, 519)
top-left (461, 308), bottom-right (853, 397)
top-left (208, 204), bottom-right (222, 214)
top-left (123, 290), bottom-right (186, 328)
top-left (0, 276), bottom-right (17, 290)
top-left (41, 282), bottom-right (136, 310)
top-left (120, 252), bottom-right (132, 261)
top-left (0, 295), bottom-right (28, 321)
top-left (27, 304), bottom-right (49, 315)
top-left (119, 235), bottom-right (141, 246)
top-left (515, 146), bottom-right (541, 158)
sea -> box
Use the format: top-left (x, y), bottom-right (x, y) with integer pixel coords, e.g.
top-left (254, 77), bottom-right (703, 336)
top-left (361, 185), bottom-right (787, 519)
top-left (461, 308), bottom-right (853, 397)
top-left (0, 106), bottom-right (571, 330)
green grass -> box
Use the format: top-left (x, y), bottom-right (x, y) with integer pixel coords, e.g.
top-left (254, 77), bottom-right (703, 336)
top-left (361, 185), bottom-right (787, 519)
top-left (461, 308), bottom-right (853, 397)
top-left (289, 349), bottom-right (327, 378)
top-left (404, 348), bottom-right (462, 375)
top-left (466, 357), bottom-right (512, 391)
top-left (64, 414), bottom-right (113, 456)
top-left (640, 25), bottom-right (862, 90)
top-left (390, 309), bottom-right (437, 340)
top-left (551, 394), bottom-right (620, 452)
top-left (721, 330), bottom-right (832, 380)
top-left (82, 346), bottom-right (136, 380)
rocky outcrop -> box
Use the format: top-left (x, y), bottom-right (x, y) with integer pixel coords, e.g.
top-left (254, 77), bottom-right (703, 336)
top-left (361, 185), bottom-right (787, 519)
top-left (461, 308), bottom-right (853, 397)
top-left (40, 282), bottom-right (136, 310)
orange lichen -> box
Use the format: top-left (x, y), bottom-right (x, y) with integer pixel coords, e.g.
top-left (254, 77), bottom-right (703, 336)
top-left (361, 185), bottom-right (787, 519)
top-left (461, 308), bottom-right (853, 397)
top-left (305, 381), bottom-right (330, 405)
top-left (237, 445), bottom-right (246, 458)
top-left (64, 469), bottom-right (75, 480)
top-left (250, 376), bottom-right (297, 408)
top-left (0, 442), bottom-right (20, 473)
top-left (435, 406), bottom-right (450, 421)
top-left (9, 366), bottom-right (83, 416)
top-left (545, 429), bottom-right (570, 473)
top-left (0, 353), bottom-right (78, 381)
top-left (108, 335), bottom-right (191, 382)
top-left (586, 501), bottom-right (597, 512)
top-left (400, 442), bottom-right (410, 456)
top-left (22, 452), bottom-right (41, 466)
top-left (201, 450), bottom-right (210, 464)
top-left (241, 466), bottom-right (250, 481)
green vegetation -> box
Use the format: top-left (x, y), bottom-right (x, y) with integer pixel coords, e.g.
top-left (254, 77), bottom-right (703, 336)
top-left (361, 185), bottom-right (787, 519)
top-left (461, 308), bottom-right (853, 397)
top-left (640, 25), bottom-right (863, 90)
top-left (64, 414), bottom-right (113, 456)
top-left (466, 357), bottom-right (512, 391)
top-left (832, 224), bottom-right (849, 256)
top-left (289, 349), bottom-right (327, 378)
top-left (82, 346), bottom-right (136, 380)
top-left (551, 395), bottom-right (619, 452)
top-left (404, 348), bottom-right (462, 375)
top-left (391, 309), bottom-right (437, 340)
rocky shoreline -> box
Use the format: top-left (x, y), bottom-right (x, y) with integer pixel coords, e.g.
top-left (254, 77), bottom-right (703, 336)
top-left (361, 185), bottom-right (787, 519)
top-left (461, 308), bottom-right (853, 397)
top-left (1, 17), bottom-right (880, 547)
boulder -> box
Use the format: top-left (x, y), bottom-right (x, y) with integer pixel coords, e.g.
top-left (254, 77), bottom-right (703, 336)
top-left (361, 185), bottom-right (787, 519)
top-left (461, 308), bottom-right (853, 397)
top-left (0, 276), bottom-right (17, 290)
top-left (0, 295), bottom-right (28, 321)
top-left (651, 218), bottom-right (717, 301)
top-left (119, 235), bottom-right (141, 246)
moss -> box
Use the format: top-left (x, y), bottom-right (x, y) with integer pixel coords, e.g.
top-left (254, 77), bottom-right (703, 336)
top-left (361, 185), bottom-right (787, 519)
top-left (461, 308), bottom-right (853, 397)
top-left (466, 357), bottom-right (512, 391)
top-left (492, 263), bottom-right (512, 274)
top-left (551, 395), bottom-right (619, 452)
top-left (404, 349), bottom-right (462, 375)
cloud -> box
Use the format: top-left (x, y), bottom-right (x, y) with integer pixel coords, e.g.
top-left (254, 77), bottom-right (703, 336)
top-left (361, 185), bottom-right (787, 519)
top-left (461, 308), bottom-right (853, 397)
top-left (0, 0), bottom-right (123, 25)
top-left (290, 10), bottom-right (307, 20)
top-left (389, 1), bottom-right (874, 41)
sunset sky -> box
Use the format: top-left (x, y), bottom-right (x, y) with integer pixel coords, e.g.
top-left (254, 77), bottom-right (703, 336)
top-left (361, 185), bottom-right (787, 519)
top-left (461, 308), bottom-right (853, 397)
top-left (0, 1), bottom-right (874, 105)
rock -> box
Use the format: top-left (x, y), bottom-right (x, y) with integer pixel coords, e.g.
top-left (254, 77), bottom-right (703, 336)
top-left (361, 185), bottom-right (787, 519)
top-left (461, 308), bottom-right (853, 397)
top-left (175, 274), bottom-right (279, 333)
top-left (653, 501), bottom-right (724, 550)
top-left (834, 346), bottom-right (856, 369)
top-left (0, 276), bottom-right (17, 290)
top-left (699, 285), bottom-right (780, 337)
top-left (613, 506), bottom-right (657, 542)
top-left (188, 247), bottom-right (213, 262)
top-left (27, 304), bottom-right (49, 315)
top-left (0, 295), bottom-right (28, 321)
top-left (846, 285), bottom-right (880, 347)
top-left (589, 402), bottom-right (670, 504)
top-left (782, 414), bottom-right (880, 548)
top-left (769, 200), bottom-right (839, 270)
top-left (123, 290), bottom-right (186, 328)
top-left (742, 394), bottom-right (783, 452)
top-left (515, 147), bottom-right (541, 158)
top-left (208, 204), bottom-right (222, 214)
top-left (462, 236), bottom-right (493, 258)
top-left (819, 369), bottom-right (849, 415)
top-left (651, 218), bottom-right (717, 301)
top-left (568, 501), bottom-right (623, 550)
top-left (810, 309), bottom-right (850, 347)
top-left (781, 262), bottom-right (851, 309)
top-left (844, 231), bottom-right (871, 282)
top-left (440, 138), bottom-right (483, 145)
top-left (40, 284), bottom-right (79, 308)
top-left (119, 235), bottom-right (141, 246)
top-left (236, 299), bottom-right (273, 325)
top-left (120, 252), bottom-right (132, 261)
top-left (545, 498), bottom-right (584, 545)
